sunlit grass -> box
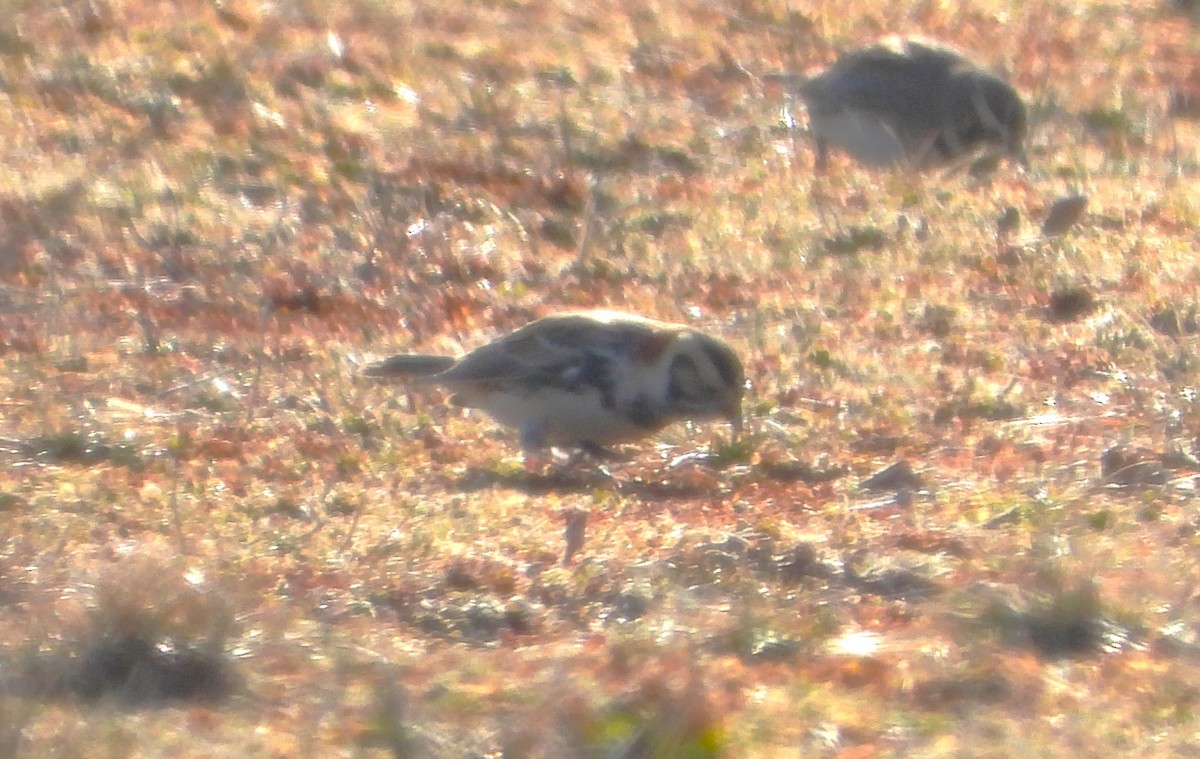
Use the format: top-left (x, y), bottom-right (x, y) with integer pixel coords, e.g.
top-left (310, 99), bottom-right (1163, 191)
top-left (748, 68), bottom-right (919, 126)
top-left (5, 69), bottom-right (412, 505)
top-left (3, 0), bottom-right (1200, 755)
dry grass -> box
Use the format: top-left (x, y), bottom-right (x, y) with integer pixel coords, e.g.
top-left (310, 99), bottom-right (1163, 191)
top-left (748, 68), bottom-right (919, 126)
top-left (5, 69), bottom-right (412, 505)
top-left (3, 0), bottom-right (1200, 755)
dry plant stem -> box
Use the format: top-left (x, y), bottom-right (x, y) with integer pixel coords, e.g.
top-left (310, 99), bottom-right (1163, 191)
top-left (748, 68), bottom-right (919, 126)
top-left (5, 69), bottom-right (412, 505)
top-left (169, 456), bottom-right (187, 555)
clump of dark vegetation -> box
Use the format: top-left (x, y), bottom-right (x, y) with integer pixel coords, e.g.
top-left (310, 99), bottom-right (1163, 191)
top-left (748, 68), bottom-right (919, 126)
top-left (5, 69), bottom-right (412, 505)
top-left (5, 430), bottom-right (144, 468)
top-left (977, 575), bottom-right (1134, 659)
top-left (1148, 302), bottom-right (1200, 336)
top-left (10, 556), bottom-right (238, 707)
top-left (823, 225), bottom-right (887, 256)
top-left (912, 665), bottom-right (1012, 711)
top-left (1040, 193), bottom-right (1088, 237)
top-left (1046, 285), bottom-right (1097, 322)
top-left (64, 633), bottom-right (234, 705)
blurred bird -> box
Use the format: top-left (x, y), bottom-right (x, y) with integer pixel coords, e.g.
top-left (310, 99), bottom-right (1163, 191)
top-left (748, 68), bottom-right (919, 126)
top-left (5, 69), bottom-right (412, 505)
top-left (772, 37), bottom-right (1027, 171)
top-left (364, 311), bottom-right (744, 458)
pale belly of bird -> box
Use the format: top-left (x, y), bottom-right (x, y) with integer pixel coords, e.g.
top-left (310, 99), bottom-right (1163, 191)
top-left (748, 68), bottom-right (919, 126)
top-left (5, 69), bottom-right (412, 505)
top-left (810, 108), bottom-right (912, 166)
top-left (450, 383), bottom-right (668, 447)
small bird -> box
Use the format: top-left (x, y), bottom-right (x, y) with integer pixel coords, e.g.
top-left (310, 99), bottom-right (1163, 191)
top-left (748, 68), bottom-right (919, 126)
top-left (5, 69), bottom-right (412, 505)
top-left (776, 37), bottom-right (1027, 171)
top-left (364, 311), bottom-right (745, 458)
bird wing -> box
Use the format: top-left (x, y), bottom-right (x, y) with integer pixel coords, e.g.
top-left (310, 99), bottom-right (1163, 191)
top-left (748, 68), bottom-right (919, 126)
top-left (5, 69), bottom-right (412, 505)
top-left (433, 312), bottom-right (672, 393)
top-left (808, 58), bottom-right (942, 117)
top-left (803, 40), bottom-right (972, 124)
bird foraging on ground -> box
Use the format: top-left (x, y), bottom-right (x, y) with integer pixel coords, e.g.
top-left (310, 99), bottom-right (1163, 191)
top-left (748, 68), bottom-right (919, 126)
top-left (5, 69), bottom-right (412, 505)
top-left (364, 311), bottom-right (745, 461)
top-left (773, 36), bottom-right (1027, 171)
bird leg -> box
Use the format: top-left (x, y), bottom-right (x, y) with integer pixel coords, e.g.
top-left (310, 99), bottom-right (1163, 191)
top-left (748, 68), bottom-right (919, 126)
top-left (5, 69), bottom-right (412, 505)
top-left (518, 444), bottom-right (615, 485)
top-left (551, 445), bottom-right (618, 481)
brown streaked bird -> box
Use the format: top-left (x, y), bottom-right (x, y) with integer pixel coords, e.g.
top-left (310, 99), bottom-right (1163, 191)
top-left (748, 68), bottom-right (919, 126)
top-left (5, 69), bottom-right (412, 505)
top-left (773, 37), bottom-right (1027, 171)
top-left (364, 311), bottom-right (744, 457)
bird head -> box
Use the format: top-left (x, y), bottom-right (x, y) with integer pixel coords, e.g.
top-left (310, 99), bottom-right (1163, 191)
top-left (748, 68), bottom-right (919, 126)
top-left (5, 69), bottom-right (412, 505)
top-left (665, 331), bottom-right (745, 437)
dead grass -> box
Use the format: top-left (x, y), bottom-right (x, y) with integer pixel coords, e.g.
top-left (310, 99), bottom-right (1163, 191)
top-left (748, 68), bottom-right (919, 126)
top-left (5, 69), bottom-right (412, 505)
top-left (3, 0), bottom-right (1200, 755)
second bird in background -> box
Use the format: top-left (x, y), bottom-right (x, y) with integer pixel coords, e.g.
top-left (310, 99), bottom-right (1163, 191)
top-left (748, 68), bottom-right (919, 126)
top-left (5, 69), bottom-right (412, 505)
top-left (773, 36), bottom-right (1028, 172)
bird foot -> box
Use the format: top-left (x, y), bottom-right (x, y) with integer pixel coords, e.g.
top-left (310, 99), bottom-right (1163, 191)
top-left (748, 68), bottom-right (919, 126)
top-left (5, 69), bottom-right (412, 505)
top-left (576, 442), bottom-right (632, 463)
top-left (516, 446), bottom-right (622, 487)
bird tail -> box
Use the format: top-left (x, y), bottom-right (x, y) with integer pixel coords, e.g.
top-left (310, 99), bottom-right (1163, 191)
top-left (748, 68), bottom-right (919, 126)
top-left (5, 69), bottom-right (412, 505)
top-left (363, 354), bottom-right (456, 378)
top-left (762, 71), bottom-right (811, 95)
